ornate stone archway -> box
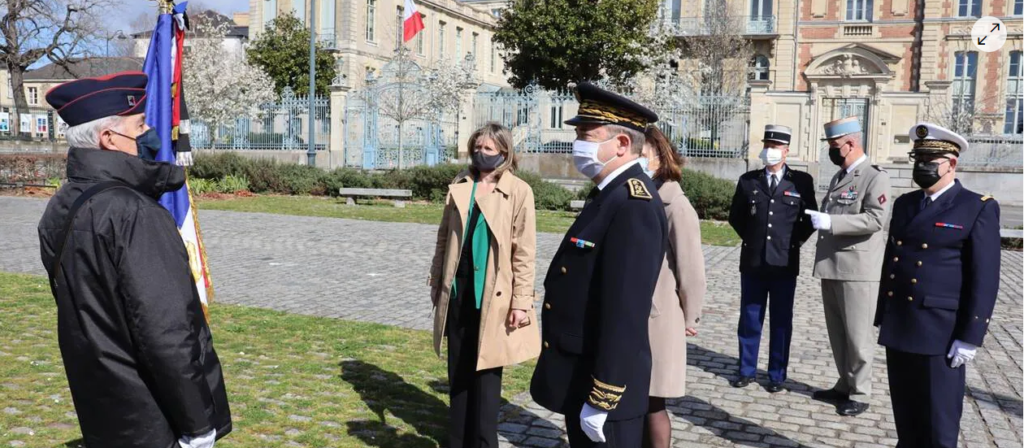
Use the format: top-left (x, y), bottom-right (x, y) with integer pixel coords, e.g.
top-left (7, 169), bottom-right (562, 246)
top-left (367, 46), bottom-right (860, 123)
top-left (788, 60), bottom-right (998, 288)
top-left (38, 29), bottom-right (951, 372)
top-left (804, 43), bottom-right (899, 105)
top-left (803, 44), bottom-right (902, 180)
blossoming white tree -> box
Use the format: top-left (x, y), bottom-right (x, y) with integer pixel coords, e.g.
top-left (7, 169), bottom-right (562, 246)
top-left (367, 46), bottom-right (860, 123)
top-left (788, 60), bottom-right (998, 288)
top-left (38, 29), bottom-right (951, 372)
top-left (367, 46), bottom-right (475, 168)
top-left (612, 3), bottom-right (754, 154)
top-left (183, 20), bottom-right (275, 143)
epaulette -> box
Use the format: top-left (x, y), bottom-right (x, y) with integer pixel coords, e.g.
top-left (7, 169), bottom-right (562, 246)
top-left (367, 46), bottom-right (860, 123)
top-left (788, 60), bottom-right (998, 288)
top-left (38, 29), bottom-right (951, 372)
top-left (627, 178), bottom-right (652, 200)
top-left (871, 164), bottom-right (886, 172)
top-left (981, 195), bottom-right (994, 202)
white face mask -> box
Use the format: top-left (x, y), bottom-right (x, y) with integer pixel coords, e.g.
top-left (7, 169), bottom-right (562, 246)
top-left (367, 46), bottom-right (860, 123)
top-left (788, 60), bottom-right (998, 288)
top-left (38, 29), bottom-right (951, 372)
top-left (759, 147), bottom-right (784, 166)
top-left (572, 137), bottom-right (616, 179)
top-left (638, 157), bottom-right (654, 178)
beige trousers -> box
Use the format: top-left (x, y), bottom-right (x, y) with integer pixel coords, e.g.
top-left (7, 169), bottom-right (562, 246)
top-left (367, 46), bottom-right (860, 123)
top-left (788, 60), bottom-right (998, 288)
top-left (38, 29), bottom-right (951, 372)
top-left (821, 279), bottom-right (879, 397)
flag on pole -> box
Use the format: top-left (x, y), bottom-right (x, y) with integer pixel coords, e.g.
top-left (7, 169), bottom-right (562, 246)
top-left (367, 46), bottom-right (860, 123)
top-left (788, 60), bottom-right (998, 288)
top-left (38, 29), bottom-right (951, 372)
top-left (143, 0), bottom-right (215, 320)
top-left (403, 0), bottom-right (425, 42)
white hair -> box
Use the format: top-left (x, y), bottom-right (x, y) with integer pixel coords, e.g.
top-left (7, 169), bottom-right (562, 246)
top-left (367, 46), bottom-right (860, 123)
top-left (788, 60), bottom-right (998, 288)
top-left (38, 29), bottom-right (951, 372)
top-left (64, 115), bottom-right (128, 149)
top-left (845, 132), bottom-right (862, 147)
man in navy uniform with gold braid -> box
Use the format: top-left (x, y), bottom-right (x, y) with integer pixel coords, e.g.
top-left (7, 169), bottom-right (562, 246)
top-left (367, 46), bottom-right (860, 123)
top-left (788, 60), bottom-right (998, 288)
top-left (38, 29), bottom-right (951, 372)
top-left (530, 82), bottom-right (667, 447)
top-left (874, 122), bottom-right (1000, 447)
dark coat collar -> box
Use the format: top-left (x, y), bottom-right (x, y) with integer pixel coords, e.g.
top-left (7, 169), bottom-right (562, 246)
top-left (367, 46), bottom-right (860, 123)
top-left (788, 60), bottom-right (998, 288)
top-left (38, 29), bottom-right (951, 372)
top-left (66, 147), bottom-right (185, 199)
top-left (595, 163), bottom-right (644, 204)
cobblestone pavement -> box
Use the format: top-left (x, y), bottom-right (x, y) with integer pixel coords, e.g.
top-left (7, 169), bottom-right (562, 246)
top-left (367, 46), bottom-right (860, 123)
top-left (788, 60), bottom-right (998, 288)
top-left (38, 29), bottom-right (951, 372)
top-left (1, 196), bottom-right (1021, 447)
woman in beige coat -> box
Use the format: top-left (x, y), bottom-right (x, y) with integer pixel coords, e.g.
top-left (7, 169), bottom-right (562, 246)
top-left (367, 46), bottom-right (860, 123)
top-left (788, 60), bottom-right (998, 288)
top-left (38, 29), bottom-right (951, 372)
top-left (639, 127), bottom-right (707, 448)
top-left (428, 123), bottom-right (541, 448)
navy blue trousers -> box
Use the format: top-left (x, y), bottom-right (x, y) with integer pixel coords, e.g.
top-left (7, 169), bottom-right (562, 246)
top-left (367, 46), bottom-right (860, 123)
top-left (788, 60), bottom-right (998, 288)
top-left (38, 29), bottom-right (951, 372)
top-left (737, 272), bottom-right (796, 383)
top-left (886, 348), bottom-right (966, 448)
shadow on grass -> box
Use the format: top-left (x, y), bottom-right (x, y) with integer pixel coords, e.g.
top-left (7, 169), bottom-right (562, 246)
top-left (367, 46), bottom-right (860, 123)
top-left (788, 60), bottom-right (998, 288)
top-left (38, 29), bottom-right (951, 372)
top-left (59, 440), bottom-right (84, 448)
top-left (342, 359), bottom-right (566, 448)
top-left (340, 359), bottom-right (445, 448)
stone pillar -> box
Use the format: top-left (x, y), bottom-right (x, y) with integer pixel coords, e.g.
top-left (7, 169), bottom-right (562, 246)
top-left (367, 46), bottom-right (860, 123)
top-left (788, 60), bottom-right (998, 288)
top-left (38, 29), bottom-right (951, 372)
top-left (747, 80), bottom-right (773, 161)
top-left (456, 87), bottom-right (479, 162)
top-left (329, 84), bottom-right (350, 169)
top-left (924, 80), bottom-right (952, 114)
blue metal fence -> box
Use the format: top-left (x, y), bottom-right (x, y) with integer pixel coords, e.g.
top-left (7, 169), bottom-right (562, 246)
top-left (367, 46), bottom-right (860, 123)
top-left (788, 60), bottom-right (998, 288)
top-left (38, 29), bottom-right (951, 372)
top-left (190, 87), bottom-right (331, 151)
top-left (474, 86), bottom-right (750, 157)
top-left (343, 91), bottom-right (459, 169)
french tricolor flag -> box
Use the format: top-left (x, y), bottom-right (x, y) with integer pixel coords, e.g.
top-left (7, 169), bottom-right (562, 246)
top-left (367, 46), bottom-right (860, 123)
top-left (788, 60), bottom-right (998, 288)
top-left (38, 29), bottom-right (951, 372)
top-left (403, 0), bottom-right (425, 42)
top-left (144, 1), bottom-right (216, 321)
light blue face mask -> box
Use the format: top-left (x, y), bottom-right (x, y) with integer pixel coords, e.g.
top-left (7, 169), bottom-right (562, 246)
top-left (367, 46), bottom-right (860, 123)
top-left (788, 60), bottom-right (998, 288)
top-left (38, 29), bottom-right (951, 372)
top-left (638, 157), bottom-right (654, 178)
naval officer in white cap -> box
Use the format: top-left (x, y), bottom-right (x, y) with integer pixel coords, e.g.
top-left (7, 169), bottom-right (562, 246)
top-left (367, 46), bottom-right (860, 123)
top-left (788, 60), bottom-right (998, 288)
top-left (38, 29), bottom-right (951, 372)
top-left (874, 122), bottom-right (1000, 447)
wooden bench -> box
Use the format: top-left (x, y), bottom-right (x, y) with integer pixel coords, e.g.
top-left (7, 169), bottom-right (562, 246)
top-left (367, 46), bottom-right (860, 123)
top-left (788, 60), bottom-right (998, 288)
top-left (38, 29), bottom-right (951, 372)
top-left (338, 188), bottom-right (413, 207)
top-left (570, 200), bottom-right (585, 211)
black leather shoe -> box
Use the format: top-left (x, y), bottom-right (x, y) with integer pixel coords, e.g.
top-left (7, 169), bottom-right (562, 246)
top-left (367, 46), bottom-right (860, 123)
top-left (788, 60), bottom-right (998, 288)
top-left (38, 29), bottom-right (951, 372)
top-left (812, 388), bottom-right (848, 402)
top-left (765, 382), bottom-right (785, 393)
top-left (838, 400), bottom-right (869, 416)
top-left (730, 376), bottom-right (755, 388)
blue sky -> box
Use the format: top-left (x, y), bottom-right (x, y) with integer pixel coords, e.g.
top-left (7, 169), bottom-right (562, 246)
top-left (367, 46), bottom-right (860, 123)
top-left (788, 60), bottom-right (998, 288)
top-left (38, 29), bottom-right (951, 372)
top-left (110, 0), bottom-right (252, 32)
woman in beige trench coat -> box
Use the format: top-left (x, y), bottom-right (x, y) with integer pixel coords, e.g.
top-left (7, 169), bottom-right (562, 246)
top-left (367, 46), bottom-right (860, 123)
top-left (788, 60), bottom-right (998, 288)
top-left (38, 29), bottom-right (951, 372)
top-left (428, 123), bottom-right (541, 448)
top-left (639, 127), bottom-right (707, 448)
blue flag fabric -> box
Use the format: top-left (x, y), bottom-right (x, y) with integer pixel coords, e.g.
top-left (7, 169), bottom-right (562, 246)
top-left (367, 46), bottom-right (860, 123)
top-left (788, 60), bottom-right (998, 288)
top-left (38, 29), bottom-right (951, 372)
top-left (143, 8), bottom-right (189, 227)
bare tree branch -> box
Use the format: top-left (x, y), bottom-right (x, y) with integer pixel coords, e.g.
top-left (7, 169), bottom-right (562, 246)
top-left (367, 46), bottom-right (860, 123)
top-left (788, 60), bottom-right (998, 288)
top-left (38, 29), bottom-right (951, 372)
top-left (0, 0), bottom-right (118, 135)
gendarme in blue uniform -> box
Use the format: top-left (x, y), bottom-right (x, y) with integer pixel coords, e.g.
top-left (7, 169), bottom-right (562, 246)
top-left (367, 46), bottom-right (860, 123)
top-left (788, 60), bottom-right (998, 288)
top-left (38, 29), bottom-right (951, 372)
top-left (727, 125), bottom-right (818, 389)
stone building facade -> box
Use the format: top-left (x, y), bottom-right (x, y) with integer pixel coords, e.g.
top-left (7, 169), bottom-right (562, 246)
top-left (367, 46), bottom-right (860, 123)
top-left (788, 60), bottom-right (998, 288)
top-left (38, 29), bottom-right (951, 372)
top-left (248, 0), bottom-right (510, 90)
top-left (666, 0), bottom-right (1022, 164)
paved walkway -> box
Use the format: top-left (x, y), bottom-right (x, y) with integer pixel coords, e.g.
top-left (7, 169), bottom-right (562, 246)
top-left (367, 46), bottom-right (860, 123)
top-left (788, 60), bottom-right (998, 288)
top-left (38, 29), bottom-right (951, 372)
top-left (1, 196), bottom-right (1021, 447)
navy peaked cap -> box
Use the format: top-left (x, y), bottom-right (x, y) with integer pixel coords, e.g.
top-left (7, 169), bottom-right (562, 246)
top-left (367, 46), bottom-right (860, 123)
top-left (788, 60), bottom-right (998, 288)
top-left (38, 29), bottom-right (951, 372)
top-left (565, 82), bottom-right (658, 131)
top-left (45, 71), bottom-right (148, 127)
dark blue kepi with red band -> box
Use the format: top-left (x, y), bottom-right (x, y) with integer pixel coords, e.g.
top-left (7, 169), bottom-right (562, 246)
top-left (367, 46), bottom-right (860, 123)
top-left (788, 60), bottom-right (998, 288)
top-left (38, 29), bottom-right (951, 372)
top-left (45, 71), bottom-right (148, 126)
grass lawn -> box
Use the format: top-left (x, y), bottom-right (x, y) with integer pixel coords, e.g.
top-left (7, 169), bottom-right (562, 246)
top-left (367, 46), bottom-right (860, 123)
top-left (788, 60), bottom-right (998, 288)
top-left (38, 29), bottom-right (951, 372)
top-left (198, 195), bottom-right (740, 246)
top-left (0, 272), bottom-right (534, 448)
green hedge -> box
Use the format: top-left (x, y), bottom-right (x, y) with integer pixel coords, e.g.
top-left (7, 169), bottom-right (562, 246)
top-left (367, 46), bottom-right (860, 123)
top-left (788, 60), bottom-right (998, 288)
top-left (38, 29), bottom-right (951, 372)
top-left (187, 153), bottom-right (580, 210)
top-left (680, 168), bottom-right (734, 221)
top-left (563, 171), bottom-right (733, 221)
top-left (0, 154), bottom-right (66, 183)
top-left (187, 154), bottom-right (736, 217)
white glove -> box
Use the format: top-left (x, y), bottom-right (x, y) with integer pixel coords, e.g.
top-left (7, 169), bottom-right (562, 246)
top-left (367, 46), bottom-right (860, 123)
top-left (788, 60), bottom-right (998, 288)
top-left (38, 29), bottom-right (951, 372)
top-left (580, 403), bottom-right (609, 443)
top-left (804, 210), bottom-right (832, 231)
top-left (947, 340), bottom-right (977, 368)
top-left (176, 151), bottom-right (194, 167)
top-left (179, 429), bottom-right (216, 448)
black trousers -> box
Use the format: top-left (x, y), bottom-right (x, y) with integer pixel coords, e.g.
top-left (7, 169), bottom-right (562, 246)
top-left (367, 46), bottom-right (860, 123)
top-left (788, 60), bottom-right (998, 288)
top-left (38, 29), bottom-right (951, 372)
top-left (564, 407), bottom-right (645, 448)
top-left (447, 275), bottom-right (503, 448)
top-left (886, 348), bottom-right (966, 448)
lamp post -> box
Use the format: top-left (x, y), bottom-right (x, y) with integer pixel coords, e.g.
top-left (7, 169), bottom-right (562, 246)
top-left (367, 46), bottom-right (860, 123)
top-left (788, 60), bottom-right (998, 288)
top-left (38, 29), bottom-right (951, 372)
top-left (103, 30), bottom-right (127, 57)
top-left (307, 0), bottom-right (318, 166)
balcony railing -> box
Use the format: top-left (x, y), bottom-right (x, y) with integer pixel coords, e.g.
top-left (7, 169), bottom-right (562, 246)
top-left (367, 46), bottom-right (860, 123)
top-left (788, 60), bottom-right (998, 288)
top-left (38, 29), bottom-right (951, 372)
top-left (664, 15), bottom-right (777, 36)
top-left (317, 29), bottom-right (337, 50)
top-left (843, 24), bottom-right (873, 36)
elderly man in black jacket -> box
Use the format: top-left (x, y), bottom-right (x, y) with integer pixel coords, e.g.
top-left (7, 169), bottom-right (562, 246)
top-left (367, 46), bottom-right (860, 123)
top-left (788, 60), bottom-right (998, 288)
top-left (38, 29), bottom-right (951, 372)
top-left (36, 71), bottom-right (231, 448)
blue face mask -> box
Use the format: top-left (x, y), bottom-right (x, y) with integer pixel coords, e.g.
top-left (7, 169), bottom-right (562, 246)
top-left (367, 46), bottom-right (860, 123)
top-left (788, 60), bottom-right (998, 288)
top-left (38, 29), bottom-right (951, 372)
top-left (135, 128), bottom-right (161, 161)
top-left (111, 128), bottom-right (161, 161)
top-left (638, 157), bottom-right (654, 178)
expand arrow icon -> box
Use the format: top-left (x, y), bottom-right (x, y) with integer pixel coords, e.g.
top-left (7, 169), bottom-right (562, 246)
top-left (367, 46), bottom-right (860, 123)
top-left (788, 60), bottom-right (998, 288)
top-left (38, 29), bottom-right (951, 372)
top-left (978, 36), bottom-right (988, 45)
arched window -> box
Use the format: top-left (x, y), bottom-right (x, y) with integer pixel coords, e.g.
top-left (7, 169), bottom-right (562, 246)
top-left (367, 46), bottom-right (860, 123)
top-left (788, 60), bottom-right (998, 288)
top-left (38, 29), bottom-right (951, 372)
top-left (750, 55), bottom-right (770, 81)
